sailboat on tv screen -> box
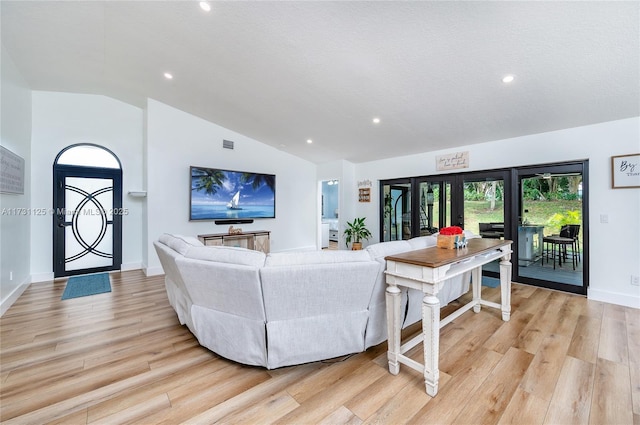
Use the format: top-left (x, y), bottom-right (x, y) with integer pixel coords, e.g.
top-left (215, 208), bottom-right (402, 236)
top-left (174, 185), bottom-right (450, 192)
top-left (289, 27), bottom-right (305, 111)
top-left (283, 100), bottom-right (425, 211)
top-left (227, 191), bottom-right (242, 210)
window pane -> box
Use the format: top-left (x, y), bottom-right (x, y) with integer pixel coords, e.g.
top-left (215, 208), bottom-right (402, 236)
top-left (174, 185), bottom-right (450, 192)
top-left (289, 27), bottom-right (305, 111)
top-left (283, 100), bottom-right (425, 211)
top-left (57, 145), bottom-right (120, 169)
top-left (382, 182), bottom-right (411, 241)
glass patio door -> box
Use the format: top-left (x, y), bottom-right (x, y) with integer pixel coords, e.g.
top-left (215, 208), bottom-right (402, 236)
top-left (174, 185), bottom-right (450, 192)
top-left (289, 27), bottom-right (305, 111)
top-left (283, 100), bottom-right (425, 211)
top-left (514, 163), bottom-right (587, 295)
top-left (379, 161), bottom-right (588, 295)
top-left (381, 180), bottom-right (412, 241)
top-left (455, 171), bottom-right (510, 282)
top-left (416, 178), bottom-right (452, 235)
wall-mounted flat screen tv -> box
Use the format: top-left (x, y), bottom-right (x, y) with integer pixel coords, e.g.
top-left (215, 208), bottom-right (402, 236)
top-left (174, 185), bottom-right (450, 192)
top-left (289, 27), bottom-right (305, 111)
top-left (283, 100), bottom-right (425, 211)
top-left (190, 166), bottom-right (276, 220)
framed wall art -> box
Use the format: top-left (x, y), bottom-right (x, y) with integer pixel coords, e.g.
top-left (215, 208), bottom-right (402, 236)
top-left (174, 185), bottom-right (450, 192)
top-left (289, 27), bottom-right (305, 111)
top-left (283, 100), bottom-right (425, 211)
top-left (0, 146), bottom-right (25, 194)
top-left (611, 153), bottom-right (640, 189)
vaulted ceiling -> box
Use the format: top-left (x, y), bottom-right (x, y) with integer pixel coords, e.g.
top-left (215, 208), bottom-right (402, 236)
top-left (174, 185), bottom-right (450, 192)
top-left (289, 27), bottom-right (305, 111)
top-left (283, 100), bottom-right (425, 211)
top-left (2, 1), bottom-right (638, 164)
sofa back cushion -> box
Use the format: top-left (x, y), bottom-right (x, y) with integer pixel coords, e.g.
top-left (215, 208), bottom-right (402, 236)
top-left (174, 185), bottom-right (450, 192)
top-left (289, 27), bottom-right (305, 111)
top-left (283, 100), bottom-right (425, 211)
top-left (264, 249), bottom-right (371, 267)
top-left (365, 240), bottom-right (413, 261)
top-left (158, 233), bottom-right (204, 255)
top-left (175, 256), bottom-right (266, 320)
top-left (407, 235), bottom-right (437, 250)
top-left (185, 245), bottom-right (266, 268)
top-left (260, 259), bottom-right (380, 321)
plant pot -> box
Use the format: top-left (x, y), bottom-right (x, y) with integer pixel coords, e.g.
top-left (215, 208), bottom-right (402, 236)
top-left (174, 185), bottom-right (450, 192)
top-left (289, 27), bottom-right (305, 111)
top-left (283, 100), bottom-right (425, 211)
top-left (436, 234), bottom-right (465, 249)
top-left (351, 242), bottom-right (363, 250)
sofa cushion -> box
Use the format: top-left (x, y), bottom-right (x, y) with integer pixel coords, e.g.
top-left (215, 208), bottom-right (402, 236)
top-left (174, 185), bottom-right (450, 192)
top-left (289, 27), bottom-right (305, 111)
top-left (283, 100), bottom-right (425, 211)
top-left (407, 235), bottom-right (437, 250)
top-left (264, 249), bottom-right (371, 267)
top-left (184, 245), bottom-right (266, 268)
top-left (365, 240), bottom-right (412, 261)
top-left (158, 233), bottom-right (204, 255)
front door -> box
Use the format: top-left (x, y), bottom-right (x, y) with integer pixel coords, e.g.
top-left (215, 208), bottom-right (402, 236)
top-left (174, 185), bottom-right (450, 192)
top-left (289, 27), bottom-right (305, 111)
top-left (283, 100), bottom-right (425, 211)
top-left (53, 145), bottom-right (123, 278)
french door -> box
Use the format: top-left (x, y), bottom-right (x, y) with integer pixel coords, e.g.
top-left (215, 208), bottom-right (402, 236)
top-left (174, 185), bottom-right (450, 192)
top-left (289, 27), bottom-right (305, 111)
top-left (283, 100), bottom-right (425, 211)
top-left (53, 165), bottom-right (122, 277)
top-left (453, 171), bottom-right (511, 282)
top-left (379, 161), bottom-right (588, 294)
top-left (513, 163), bottom-right (587, 295)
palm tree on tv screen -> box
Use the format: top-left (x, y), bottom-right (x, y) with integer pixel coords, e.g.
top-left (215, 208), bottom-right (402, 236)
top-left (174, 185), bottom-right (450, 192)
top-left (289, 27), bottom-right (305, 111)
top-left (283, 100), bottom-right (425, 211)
top-left (240, 173), bottom-right (275, 192)
top-left (192, 168), bottom-right (226, 195)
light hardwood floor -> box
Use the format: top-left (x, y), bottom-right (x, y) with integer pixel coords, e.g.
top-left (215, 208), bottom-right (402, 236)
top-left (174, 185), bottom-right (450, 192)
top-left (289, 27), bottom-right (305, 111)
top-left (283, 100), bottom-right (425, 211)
top-left (1, 270), bottom-right (638, 424)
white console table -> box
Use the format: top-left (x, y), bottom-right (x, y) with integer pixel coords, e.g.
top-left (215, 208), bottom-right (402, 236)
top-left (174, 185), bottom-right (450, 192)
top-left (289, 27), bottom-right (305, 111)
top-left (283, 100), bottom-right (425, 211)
top-left (384, 238), bottom-right (512, 396)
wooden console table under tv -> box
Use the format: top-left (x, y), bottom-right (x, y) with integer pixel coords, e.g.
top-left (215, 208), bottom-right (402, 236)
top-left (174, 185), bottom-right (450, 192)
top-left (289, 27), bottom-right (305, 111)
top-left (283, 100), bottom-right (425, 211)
top-left (197, 231), bottom-right (270, 254)
top-left (384, 238), bottom-right (513, 396)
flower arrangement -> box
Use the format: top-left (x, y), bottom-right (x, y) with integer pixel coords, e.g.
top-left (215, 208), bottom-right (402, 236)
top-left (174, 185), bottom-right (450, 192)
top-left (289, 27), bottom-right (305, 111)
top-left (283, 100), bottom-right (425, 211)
top-left (437, 226), bottom-right (466, 249)
top-left (439, 226), bottom-right (463, 236)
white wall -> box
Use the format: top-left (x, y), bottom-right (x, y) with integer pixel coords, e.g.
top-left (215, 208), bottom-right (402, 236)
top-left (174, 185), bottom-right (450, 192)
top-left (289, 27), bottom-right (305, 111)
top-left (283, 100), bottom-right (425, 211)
top-left (354, 117), bottom-right (640, 308)
top-left (0, 46), bottom-right (32, 315)
top-left (144, 99), bottom-right (317, 274)
top-left (30, 92), bottom-right (145, 281)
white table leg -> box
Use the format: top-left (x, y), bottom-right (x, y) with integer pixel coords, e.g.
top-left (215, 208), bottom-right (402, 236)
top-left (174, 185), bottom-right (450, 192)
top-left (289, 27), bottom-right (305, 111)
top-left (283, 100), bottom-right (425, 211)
top-left (471, 266), bottom-right (482, 313)
top-left (386, 283), bottom-right (402, 375)
top-left (499, 252), bottom-right (512, 322)
top-left (423, 294), bottom-right (440, 396)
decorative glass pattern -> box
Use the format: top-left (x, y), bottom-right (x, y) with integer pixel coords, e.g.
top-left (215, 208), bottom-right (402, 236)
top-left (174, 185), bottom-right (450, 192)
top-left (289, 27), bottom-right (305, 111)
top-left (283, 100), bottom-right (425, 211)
top-left (64, 177), bottom-right (114, 271)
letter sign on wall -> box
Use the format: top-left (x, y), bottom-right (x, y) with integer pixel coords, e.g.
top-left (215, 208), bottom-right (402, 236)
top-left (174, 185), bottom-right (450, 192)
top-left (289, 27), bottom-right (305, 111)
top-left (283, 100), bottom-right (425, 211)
top-left (0, 146), bottom-right (25, 194)
top-left (436, 151), bottom-right (469, 171)
top-left (612, 153), bottom-right (640, 189)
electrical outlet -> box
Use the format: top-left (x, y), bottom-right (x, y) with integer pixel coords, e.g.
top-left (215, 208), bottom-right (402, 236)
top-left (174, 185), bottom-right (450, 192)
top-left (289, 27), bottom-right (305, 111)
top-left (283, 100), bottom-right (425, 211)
top-left (600, 214), bottom-right (609, 224)
top-left (632, 275), bottom-right (640, 286)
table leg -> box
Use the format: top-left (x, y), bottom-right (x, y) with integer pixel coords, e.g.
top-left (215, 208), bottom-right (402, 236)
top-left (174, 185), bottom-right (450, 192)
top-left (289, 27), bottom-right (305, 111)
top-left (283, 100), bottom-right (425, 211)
top-left (386, 283), bottom-right (402, 375)
top-left (423, 294), bottom-right (440, 396)
top-left (499, 252), bottom-right (512, 322)
top-left (471, 267), bottom-right (482, 313)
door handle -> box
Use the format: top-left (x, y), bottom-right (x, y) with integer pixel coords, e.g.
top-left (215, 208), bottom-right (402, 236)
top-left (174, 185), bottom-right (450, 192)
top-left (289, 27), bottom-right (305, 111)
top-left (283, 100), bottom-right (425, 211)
top-left (57, 215), bottom-right (70, 227)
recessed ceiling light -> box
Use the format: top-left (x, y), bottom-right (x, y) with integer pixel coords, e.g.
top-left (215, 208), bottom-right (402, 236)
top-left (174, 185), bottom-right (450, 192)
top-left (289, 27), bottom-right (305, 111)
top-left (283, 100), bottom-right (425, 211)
top-left (372, 117), bottom-right (381, 124)
top-left (164, 72), bottom-right (173, 80)
top-left (306, 139), bottom-right (313, 144)
top-left (199, 2), bottom-right (211, 12)
top-left (502, 74), bottom-right (515, 83)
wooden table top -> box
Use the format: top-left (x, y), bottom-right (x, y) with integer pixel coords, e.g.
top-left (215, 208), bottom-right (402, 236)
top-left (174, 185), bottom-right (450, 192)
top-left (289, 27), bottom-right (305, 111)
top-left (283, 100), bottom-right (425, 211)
top-left (385, 238), bottom-right (512, 268)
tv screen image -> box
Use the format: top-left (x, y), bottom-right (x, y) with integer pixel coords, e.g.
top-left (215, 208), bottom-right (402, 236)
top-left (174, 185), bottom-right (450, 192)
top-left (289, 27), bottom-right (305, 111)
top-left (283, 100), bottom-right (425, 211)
top-left (190, 166), bottom-right (276, 220)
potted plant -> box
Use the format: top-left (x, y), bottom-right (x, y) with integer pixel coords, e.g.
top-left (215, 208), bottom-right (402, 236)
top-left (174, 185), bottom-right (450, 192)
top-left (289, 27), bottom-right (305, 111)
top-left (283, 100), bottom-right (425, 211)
top-left (344, 217), bottom-right (372, 250)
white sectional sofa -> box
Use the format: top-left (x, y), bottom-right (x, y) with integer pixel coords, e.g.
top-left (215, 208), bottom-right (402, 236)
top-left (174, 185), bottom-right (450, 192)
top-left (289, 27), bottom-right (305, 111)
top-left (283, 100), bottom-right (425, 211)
top-left (154, 231), bottom-right (478, 369)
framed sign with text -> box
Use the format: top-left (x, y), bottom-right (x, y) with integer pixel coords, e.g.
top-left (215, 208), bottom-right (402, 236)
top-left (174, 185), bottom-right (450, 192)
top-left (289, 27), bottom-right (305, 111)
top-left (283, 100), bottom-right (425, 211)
top-left (611, 153), bottom-right (640, 189)
top-left (1, 146), bottom-right (25, 194)
top-left (436, 151), bottom-right (469, 171)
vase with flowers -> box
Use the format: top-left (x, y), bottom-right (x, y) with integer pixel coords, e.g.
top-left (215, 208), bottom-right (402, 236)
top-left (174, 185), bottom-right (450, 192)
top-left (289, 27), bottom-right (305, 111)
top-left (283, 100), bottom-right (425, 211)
top-left (437, 226), bottom-right (466, 249)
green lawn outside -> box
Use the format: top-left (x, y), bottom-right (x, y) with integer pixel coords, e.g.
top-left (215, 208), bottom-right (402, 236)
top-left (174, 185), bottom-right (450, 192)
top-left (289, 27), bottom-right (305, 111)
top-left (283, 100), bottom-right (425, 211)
top-left (464, 199), bottom-right (583, 244)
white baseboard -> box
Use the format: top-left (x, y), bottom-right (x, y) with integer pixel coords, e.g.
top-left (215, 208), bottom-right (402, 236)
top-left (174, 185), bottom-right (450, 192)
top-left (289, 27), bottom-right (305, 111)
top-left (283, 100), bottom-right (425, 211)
top-left (1, 277), bottom-right (30, 317)
top-left (588, 288), bottom-right (640, 309)
top-left (121, 262), bottom-right (143, 272)
top-left (144, 266), bottom-right (165, 277)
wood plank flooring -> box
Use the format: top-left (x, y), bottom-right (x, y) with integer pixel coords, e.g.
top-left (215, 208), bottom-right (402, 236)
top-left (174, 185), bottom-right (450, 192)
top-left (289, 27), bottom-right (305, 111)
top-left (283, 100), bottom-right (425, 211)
top-left (1, 270), bottom-right (638, 424)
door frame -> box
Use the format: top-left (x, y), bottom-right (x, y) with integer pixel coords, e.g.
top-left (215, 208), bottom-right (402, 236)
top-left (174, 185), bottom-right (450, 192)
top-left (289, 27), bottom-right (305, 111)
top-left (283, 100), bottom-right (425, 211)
top-left (53, 164), bottom-right (123, 277)
top-left (512, 161), bottom-right (588, 295)
top-left (413, 176), bottom-right (455, 234)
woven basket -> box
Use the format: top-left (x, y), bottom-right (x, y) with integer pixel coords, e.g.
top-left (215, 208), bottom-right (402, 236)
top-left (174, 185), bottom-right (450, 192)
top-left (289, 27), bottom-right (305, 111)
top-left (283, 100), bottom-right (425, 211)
top-left (437, 234), bottom-right (464, 249)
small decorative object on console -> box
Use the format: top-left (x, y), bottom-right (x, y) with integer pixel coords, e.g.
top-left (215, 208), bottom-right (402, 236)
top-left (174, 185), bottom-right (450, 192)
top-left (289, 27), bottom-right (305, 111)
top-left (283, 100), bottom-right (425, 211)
top-left (437, 226), bottom-right (466, 249)
top-left (228, 225), bottom-right (243, 235)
